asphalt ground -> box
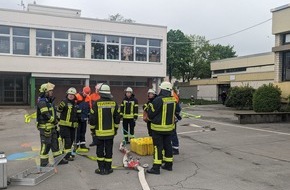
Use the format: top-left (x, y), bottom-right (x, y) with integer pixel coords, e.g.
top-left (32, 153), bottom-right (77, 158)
top-left (1, 104), bottom-right (290, 190)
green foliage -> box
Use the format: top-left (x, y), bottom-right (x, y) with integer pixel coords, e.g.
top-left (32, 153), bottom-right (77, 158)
top-left (108, 13), bottom-right (135, 23)
top-left (253, 84), bottom-right (282, 112)
top-left (167, 30), bottom-right (192, 82)
top-left (225, 86), bottom-right (255, 109)
top-left (167, 29), bottom-right (237, 82)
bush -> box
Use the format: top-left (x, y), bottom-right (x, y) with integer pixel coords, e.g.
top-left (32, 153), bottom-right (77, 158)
top-left (225, 86), bottom-right (255, 109)
top-left (253, 83), bottom-right (281, 112)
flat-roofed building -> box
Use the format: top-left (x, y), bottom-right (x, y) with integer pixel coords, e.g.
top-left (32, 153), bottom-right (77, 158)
top-left (0, 4), bottom-right (167, 106)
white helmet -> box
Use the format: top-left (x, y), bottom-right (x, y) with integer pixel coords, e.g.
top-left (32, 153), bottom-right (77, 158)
top-left (147, 89), bottom-right (156, 94)
top-left (66, 87), bottom-right (77, 95)
top-left (125, 87), bottom-right (133, 93)
top-left (159, 81), bottom-right (172, 91)
top-left (99, 84), bottom-right (111, 94)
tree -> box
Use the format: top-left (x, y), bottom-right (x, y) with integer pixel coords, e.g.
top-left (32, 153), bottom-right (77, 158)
top-left (207, 44), bottom-right (236, 61)
top-left (108, 13), bottom-right (135, 23)
top-left (167, 30), bottom-right (192, 82)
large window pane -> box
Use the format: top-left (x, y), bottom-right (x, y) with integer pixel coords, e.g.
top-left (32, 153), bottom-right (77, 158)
top-left (36, 30), bottom-right (52, 38)
top-left (285, 34), bottom-right (290, 44)
top-left (149, 47), bottom-right (160, 62)
top-left (92, 34), bottom-right (105, 43)
top-left (0, 26), bottom-right (10, 34)
top-left (121, 45), bottom-right (133, 61)
top-left (55, 31), bottom-right (68, 39)
top-left (13, 37), bottom-right (29, 55)
top-left (136, 38), bottom-right (147, 45)
top-left (283, 52), bottom-right (290, 81)
top-left (121, 37), bottom-right (134, 45)
top-left (136, 47), bottom-right (147, 61)
top-left (0, 36), bottom-right (10, 53)
top-left (13, 27), bottom-right (29, 36)
top-left (149, 39), bottom-right (161, 47)
top-left (107, 45), bottom-right (119, 60)
top-left (71, 33), bottom-right (85, 41)
top-left (36, 39), bottom-right (52, 56)
top-left (55, 41), bottom-right (68, 57)
top-left (91, 43), bottom-right (104, 59)
top-left (107, 36), bottom-right (119, 43)
top-left (71, 41), bottom-right (85, 58)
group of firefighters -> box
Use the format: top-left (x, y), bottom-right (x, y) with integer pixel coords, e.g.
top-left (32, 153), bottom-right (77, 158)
top-left (36, 81), bottom-right (181, 175)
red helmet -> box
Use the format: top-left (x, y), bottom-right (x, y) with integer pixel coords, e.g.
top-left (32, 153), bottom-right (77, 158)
top-left (83, 86), bottom-right (91, 95)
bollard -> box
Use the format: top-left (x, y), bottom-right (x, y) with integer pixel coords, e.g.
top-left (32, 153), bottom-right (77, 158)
top-left (0, 152), bottom-right (7, 189)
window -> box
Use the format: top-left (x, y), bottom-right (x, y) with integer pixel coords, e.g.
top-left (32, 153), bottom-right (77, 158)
top-left (136, 81), bottom-right (147, 87)
top-left (13, 27), bottom-right (29, 55)
top-left (282, 52), bottom-right (290, 81)
top-left (107, 36), bottom-right (119, 60)
top-left (71, 32), bottom-right (85, 58)
top-left (284, 34), bottom-right (290, 44)
top-left (0, 26), bottom-right (10, 53)
top-left (136, 38), bottom-right (147, 62)
top-left (123, 81), bottom-right (135, 86)
top-left (110, 81), bottom-right (122, 86)
top-left (121, 37), bottom-right (134, 61)
top-left (91, 34), bottom-right (105, 59)
top-left (36, 30), bottom-right (52, 56)
top-left (54, 31), bottom-right (68, 57)
top-left (149, 39), bottom-right (161, 62)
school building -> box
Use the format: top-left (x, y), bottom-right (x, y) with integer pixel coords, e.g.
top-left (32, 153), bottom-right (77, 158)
top-left (0, 4), bottom-right (167, 106)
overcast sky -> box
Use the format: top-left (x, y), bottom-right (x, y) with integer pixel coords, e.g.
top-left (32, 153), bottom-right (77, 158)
top-left (1, 0), bottom-right (290, 56)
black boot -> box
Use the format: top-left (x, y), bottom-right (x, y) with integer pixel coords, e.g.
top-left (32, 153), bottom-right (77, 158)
top-left (89, 142), bottom-right (96, 147)
top-left (80, 144), bottom-right (90, 150)
top-left (161, 162), bottom-right (173, 171)
top-left (65, 152), bottom-right (74, 161)
top-left (147, 164), bottom-right (160, 175)
top-left (104, 162), bottom-right (113, 175)
top-left (172, 148), bottom-right (179, 155)
top-left (95, 161), bottom-right (105, 175)
top-left (40, 158), bottom-right (49, 167)
top-left (58, 158), bottom-right (69, 165)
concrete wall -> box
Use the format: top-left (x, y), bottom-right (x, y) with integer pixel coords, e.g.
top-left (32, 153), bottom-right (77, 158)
top-left (179, 85), bottom-right (197, 99)
top-left (197, 85), bottom-right (218, 101)
top-left (272, 4), bottom-right (290, 34)
top-left (230, 80), bottom-right (274, 89)
top-left (211, 52), bottom-right (274, 71)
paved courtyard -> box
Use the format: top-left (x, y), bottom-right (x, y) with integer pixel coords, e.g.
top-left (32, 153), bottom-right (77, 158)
top-left (1, 104), bottom-right (290, 190)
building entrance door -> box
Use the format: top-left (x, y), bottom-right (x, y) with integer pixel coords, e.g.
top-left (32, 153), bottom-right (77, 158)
top-left (0, 76), bottom-right (27, 105)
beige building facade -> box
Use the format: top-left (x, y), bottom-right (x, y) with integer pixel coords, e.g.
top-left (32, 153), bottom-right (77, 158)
top-left (0, 4), bottom-right (167, 106)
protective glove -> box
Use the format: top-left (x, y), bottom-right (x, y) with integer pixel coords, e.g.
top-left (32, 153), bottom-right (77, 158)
top-left (176, 114), bottom-right (182, 121)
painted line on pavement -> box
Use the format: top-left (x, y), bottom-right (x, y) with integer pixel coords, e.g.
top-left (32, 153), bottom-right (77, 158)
top-left (192, 118), bottom-right (290, 136)
top-left (178, 129), bottom-right (210, 135)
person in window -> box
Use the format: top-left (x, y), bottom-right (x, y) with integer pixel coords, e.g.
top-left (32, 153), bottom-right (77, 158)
top-left (119, 87), bottom-right (138, 144)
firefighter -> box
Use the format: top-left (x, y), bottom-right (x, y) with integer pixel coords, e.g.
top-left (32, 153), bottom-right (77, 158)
top-left (89, 83), bottom-right (102, 147)
top-left (37, 82), bottom-right (68, 167)
top-left (89, 84), bottom-right (120, 175)
top-left (75, 86), bottom-right (91, 151)
top-left (57, 87), bottom-right (80, 161)
top-left (147, 81), bottom-right (180, 174)
top-left (119, 87), bottom-right (138, 144)
top-left (142, 89), bottom-right (157, 136)
top-left (172, 89), bottom-right (182, 155)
